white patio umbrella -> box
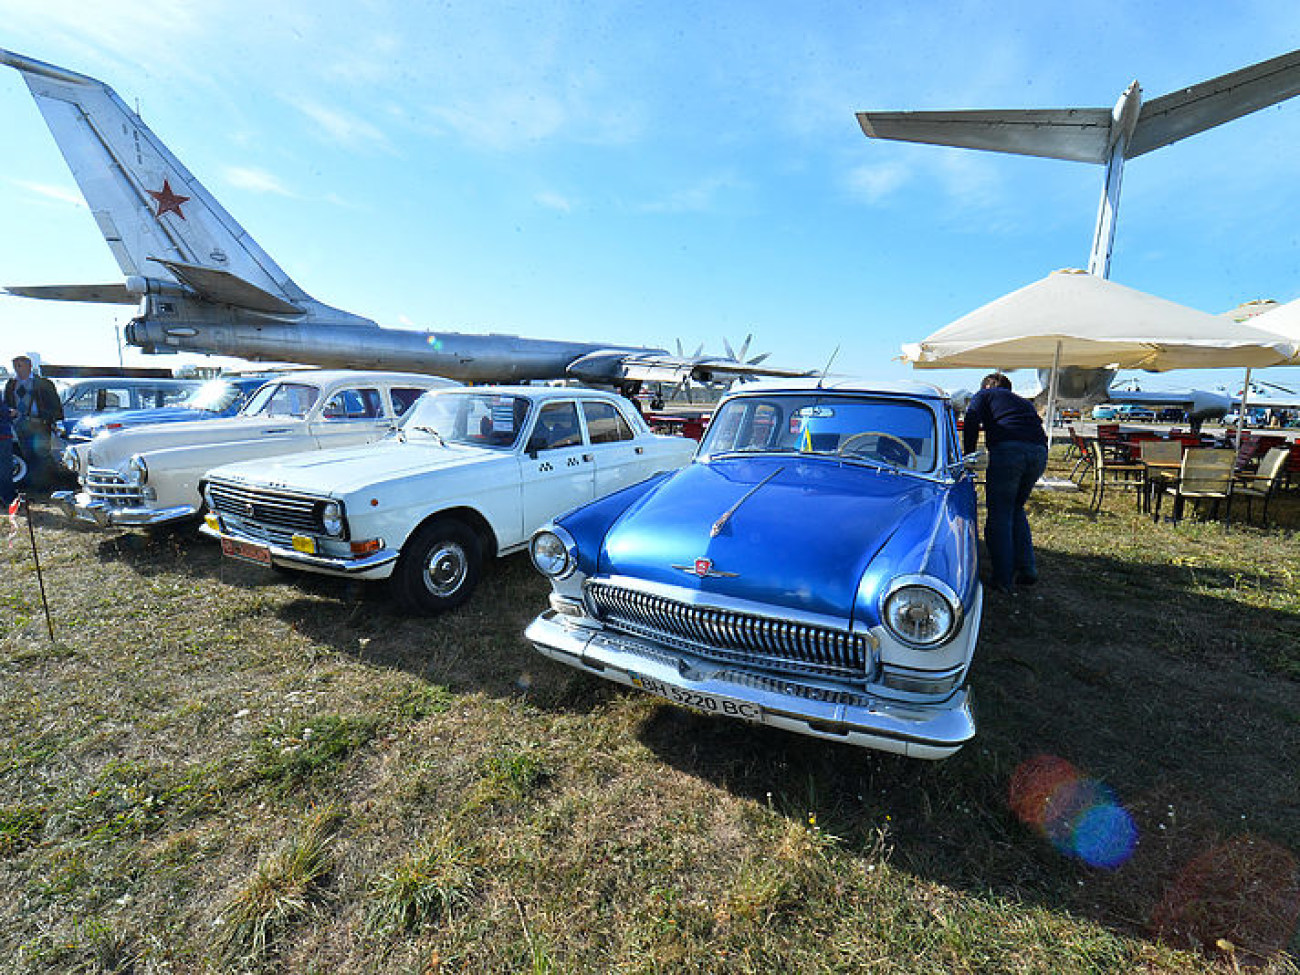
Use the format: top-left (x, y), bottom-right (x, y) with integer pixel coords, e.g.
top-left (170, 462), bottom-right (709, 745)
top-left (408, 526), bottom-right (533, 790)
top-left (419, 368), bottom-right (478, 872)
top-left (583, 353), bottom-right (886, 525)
top-left (1229, 297), bottom-right (1300, 443)
top-left (903, 269), bottom-right (1298, 442)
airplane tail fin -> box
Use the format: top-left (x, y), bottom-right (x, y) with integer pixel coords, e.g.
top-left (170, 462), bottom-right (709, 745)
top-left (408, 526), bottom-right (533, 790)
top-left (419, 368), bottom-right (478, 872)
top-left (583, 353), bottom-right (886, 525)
top-left (0, 48), bottom-right (370, 327)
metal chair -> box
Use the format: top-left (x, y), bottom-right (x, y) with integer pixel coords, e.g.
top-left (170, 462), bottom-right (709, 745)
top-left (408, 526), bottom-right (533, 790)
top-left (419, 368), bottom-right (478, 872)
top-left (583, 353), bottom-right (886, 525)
top-left (1088, 439), bottom-right (1144, 512)
top-left (1153, 448), bottom-right (1236, 523)
top-left (1233, 447), bottom-right (1290, 525)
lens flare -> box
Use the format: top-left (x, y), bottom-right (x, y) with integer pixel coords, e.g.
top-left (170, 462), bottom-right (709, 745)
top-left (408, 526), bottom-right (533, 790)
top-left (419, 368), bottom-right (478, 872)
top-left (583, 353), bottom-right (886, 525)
top-left (1009, 753), bottom-right (1138, 869)
top-left (1151, 835), bottom-right (1300, 959)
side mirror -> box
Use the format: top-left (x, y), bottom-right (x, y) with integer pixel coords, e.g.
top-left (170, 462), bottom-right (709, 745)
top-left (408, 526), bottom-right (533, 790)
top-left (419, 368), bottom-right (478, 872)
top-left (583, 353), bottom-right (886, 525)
top-left (961, 450), bottom-right (987, 471)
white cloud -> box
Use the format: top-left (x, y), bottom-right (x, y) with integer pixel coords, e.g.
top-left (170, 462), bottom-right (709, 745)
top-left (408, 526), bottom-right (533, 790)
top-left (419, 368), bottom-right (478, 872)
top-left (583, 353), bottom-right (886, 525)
top-left (12, 180), bottom-right (85, 207)
top-left (223, 167), bottom-right (295, 196)
top-left (635, 174), bottom-right (745, 214)
top-left (289, 98), bottom-right (394, 152)
top-left (844, 162), bottom-right (911, 205)
top-left (534, 191), bottom-right (573, 212)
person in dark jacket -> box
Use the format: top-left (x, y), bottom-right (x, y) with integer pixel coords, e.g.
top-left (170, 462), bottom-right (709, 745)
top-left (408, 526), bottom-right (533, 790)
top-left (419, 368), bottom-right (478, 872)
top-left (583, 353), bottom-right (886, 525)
top-left (962, 373), bottom-right (1048, 592)
top-left (3, 355), bottom-right (64, 491)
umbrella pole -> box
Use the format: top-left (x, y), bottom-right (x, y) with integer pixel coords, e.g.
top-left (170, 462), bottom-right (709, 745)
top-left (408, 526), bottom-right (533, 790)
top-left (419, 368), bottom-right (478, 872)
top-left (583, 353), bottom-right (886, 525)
top-left (1235, 367), bottom-right (1252, 448)
top-left (1043, 340), bottom-right (1062, 449)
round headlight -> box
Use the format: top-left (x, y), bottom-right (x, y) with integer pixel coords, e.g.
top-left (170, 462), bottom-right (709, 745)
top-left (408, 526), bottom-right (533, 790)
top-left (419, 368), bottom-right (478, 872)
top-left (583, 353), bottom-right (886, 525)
top-left (126, 454), bottom-right (148, 486)
top-left (530, 528), bottom-right (575, 578)
top-left (320, 500), bottom-right (344, 537)
top-left (882, 581), bottom-right (958, 648)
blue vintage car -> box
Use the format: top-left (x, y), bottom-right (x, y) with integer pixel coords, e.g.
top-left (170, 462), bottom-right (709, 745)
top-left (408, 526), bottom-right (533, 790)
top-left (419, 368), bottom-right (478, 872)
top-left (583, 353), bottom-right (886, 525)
top-left (525, 379), bottom-right (982, 759)
top-left (64, 374), bottom-right (280, 443)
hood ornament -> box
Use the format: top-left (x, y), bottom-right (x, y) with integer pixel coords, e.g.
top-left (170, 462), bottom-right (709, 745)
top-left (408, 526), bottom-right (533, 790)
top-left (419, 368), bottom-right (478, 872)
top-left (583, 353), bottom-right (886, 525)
top-left (672, 558), bottom-right (738, 579)
top-left (710, 465), bottom-right (785, 538)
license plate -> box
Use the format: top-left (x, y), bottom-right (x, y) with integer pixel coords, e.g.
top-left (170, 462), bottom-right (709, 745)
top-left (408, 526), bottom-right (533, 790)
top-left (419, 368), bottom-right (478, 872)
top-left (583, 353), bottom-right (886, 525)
top-left (221, 537), bottom-right (272, 566)
top-left (629, 672), bottom-right (762, 721)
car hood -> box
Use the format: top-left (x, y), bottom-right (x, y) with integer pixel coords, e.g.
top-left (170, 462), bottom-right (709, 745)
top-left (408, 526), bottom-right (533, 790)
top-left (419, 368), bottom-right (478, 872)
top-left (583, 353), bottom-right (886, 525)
top-left (77, 406), bottom-right (212, 433)
top-left (207, 439), bottom-right (508, 496)
top-left (597, 456), bottom-right (949, 620)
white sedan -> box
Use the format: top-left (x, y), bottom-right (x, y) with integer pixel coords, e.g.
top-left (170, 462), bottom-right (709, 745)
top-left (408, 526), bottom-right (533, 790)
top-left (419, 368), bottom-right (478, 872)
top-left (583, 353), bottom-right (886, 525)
top-left (199, 386), bottom-right (697, 613)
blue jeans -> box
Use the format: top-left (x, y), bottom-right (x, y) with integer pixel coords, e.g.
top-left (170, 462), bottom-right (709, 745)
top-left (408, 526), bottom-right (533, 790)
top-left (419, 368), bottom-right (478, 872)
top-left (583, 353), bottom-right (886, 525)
top-left (0, 437), bottom-right (13, 504)
top-left (984, 441), bottom-right (1048, 588)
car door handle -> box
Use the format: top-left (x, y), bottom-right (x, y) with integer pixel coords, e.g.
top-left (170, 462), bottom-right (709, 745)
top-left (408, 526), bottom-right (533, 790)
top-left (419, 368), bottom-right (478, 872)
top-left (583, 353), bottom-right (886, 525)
top-left (582, 454), bottom-right (594, 462)
top-left (261, 427), bottom-right (291, 434)
top-left (635, 446), bottom-right (644, 454)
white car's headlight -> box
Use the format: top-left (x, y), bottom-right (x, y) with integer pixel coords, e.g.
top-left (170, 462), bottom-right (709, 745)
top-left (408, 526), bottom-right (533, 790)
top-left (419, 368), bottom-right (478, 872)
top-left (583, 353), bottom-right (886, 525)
top-left (319, 500), bottom-right (345, 537)
top-left (530, 526), bottom-right (577, 578)
top-left (882, 578), bottom-right (959, 648)
top-left (126, 454), bottom-right (148, 486)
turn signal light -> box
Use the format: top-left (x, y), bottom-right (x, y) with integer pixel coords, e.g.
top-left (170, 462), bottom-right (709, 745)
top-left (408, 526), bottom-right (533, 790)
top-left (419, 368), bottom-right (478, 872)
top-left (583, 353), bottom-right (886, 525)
top-left (350, 538), bottom-right (382, 556)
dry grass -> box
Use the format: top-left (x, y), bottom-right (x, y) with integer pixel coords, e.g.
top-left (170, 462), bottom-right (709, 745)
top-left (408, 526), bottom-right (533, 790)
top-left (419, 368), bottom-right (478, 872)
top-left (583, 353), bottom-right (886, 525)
top-left (1, 458), bottom-right (1298, 973)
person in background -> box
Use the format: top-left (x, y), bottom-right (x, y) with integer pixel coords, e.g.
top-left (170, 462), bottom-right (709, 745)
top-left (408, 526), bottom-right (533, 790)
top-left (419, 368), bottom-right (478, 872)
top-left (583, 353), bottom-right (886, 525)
top-left (3, 355), bottom-right (64, 492)
top-left (962, 373), bottom-right (1048, 593)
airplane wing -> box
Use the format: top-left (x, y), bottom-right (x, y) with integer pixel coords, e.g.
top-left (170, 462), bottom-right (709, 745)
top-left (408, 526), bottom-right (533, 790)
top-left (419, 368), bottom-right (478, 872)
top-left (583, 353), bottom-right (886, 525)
top-left (566, 350), bottom-right (812, 386)
top-left (856, 108), bottom-right (1114, 163)
top-left (4, 283), bottom-right (138, 304)
top-left (1128, 48), bottom-right (1300, 157)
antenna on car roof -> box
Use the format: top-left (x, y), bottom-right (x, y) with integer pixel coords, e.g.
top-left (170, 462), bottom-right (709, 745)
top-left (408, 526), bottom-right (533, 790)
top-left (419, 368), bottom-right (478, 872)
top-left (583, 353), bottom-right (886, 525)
top-left (816, 346), bottom-right (840, 389)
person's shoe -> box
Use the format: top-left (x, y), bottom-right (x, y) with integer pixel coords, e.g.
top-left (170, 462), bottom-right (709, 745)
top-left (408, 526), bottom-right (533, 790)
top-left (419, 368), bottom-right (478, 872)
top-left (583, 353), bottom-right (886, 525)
top-left (1013, 570), bottom-right (1038, 586)
top-left (988, 581), bottom-right (1016, 595)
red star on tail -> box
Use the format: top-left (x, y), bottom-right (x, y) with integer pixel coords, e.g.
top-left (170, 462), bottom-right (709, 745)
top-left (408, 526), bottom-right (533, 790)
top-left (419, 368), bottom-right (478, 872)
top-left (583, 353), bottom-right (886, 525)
top-left (147, 178), bottom-right (190, 220)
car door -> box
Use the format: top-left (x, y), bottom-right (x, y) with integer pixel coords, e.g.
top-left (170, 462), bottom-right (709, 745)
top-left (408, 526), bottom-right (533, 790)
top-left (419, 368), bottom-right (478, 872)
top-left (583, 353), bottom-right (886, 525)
top-left (519, 399), bottom-right (596, 537)
top-left (309, 386), bottom-right (390, 450)
top-left (581, 399), bottom-right (653, 498)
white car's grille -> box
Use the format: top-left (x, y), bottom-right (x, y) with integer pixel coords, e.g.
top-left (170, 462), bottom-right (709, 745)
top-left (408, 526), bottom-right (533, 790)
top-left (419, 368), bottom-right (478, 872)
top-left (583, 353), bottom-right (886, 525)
top-left (585, 580), bottom-right (870, 680)
top-left (84, 467), bottom-right (143, 506)
top-left (208, 480), bottom-right (322, 536)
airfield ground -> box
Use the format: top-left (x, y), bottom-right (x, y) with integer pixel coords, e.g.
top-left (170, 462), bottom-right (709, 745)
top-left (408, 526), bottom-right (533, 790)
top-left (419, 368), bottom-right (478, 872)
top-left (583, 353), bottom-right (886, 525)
top-left (1, 449), bottom-right (1298, 973)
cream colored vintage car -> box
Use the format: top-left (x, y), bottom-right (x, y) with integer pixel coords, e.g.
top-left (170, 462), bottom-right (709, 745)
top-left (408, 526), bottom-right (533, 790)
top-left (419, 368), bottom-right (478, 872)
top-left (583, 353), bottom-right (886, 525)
top-left (199, 386), bottom-right (697, 613)
top-left (53, 371), bottom-right (456, 529)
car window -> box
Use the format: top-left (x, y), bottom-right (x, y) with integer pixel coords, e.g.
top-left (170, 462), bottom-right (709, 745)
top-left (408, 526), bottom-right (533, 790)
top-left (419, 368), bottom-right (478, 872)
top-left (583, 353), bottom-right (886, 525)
top-left (322, 388), bottom-right (383, 420)
top-left (530, 401), bottom-right (584, 451)
top-left (390, 387), bottom-right (427, 417)
top-left (245, 382), bottom-right (320, 418)
top-left (701, 394), bottom-right (938, 472)
top-left (582, 401), bottom-right (635, 444)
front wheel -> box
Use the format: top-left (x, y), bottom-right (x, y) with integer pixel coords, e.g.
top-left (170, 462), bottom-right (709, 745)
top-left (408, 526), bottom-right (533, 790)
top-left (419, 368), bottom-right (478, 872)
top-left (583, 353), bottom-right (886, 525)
top-left (391, 518), bottom-right (483, 615)
top-left (11, 453), bottom-right (28, 487)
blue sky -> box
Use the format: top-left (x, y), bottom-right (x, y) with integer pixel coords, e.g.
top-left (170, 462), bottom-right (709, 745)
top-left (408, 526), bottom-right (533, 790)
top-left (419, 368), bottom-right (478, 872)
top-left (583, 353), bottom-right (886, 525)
top-left (2, 0), bottom-right (1300, 398)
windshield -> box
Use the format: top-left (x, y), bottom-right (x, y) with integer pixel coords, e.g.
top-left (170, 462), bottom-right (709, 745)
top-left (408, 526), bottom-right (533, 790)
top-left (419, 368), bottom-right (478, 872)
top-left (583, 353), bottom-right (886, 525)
top-left (184, 379), bottom-right (251, 412)
top-left (400, 391), bottom-right (531, 448)
top-left (700, 394), bottom-right (939, 472)
top-left (241, 381), bottom-right (320, 418)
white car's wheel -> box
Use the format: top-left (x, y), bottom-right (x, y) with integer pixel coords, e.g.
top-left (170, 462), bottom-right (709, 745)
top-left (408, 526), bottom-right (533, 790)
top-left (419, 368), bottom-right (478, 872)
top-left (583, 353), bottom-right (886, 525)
top-left (392, 517), bottom-right (482, 615)
top-left (11, 453), bottom-right (28, 486)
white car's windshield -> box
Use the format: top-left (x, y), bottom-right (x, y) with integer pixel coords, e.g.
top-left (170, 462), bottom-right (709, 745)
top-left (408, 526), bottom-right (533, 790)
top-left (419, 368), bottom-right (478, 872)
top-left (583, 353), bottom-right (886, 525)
top-left (401, 391), bottom-right (531, 448)
top-left (242, 382), bottom-right (320, 418)
top-left (700, 394), bottom-right (938, 472)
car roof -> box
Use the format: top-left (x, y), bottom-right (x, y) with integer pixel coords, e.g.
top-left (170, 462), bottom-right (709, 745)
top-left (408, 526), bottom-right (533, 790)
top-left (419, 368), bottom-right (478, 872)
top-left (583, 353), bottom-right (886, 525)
top-left (262, 370), bottom-right (458, 387)
top-left (424, 384), bottom-right (627, 403)
top-left (720, 377), bottom-right (951, 400)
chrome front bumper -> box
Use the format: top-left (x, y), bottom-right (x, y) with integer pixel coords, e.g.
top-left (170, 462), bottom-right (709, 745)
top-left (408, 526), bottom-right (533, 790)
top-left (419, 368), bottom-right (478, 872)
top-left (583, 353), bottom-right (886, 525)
top-left (50, 490), bottom-right (198, 529)
top-left (197, 522), bottom-right (399, 578)
top-left (525, 611), bottom-right (975, 760)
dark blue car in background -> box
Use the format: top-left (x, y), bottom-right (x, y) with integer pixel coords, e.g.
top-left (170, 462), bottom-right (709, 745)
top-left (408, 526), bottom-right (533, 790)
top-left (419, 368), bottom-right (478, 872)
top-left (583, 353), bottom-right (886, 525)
top-left (65, 374), bottom-right (281, 444)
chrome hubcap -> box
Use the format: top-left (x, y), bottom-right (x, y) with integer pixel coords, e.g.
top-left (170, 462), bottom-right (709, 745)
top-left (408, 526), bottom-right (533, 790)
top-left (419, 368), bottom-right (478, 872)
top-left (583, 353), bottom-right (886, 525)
top-left (423, 541), bottom-right (468, 597)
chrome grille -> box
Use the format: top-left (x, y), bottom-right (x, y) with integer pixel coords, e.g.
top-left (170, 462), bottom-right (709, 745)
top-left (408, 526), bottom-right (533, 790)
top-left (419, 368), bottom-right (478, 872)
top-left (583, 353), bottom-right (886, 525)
top-left (208, 480), bottom-right (322, 535)
top-left (586, 580), bottom-right (869, 679)
top-left (84, 467), bottom-right (143, 506)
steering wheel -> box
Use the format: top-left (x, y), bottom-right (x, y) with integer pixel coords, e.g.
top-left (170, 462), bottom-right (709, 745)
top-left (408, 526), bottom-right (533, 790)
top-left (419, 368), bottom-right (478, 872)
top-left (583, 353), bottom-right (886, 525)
top-left (838, 431), bottom-right (919, 467)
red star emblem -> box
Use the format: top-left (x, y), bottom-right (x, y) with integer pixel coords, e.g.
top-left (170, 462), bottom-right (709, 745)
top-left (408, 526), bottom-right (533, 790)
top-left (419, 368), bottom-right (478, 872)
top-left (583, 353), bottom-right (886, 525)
top-left (147, 179), bottom-right (190, 220)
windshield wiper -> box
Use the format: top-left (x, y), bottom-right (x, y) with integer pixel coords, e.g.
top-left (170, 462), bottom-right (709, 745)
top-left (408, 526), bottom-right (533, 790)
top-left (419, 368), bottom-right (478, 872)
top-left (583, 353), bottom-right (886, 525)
top-left (410, 425), bottom-right (446, 446)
